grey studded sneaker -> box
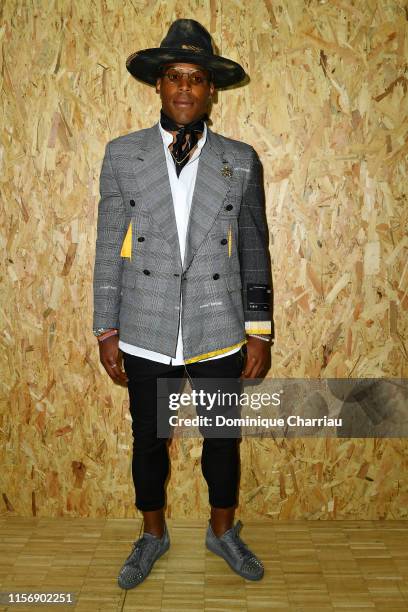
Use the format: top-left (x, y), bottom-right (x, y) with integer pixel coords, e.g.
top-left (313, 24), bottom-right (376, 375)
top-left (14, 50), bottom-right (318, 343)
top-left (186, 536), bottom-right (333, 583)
top-left (117, 523), bottom-right (170, 589)
top-left (205, 519), bottom-right (264, 581)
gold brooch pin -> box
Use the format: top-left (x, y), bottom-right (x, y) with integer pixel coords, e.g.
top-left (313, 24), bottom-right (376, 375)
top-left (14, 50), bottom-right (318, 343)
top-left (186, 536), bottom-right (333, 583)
top-left (221, 165), bottom-right (233, 177)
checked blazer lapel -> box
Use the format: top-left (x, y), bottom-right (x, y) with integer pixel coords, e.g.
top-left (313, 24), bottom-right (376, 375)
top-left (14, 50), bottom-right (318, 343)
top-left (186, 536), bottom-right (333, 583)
top-left (131, 124), bottom-right (182, 266)
top-left (182, 127), bottom-right (233, 274)
top-left (130, 123), bottom-right (233, 273)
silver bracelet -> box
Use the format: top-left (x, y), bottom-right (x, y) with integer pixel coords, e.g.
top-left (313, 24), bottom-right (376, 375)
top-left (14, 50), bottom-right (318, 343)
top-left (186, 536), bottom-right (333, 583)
top-left (248, 334), bottom-right (272, 343)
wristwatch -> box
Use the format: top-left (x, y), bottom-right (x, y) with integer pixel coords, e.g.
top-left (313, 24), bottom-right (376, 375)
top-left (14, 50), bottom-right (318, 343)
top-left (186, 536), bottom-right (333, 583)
top-left (93, 327), bottom-right (112, 337)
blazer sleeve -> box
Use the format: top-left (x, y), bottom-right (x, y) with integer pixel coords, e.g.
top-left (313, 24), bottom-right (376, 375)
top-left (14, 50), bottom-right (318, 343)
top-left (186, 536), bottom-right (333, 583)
top-left (238, 146), bottom-right (274, 339)
top-left (92, 141), bottom-right (127, 331)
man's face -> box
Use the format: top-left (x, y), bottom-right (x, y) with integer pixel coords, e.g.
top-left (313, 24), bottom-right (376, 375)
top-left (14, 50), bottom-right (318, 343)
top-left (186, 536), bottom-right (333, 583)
top-left (156, 62), bottom-right (215, 126)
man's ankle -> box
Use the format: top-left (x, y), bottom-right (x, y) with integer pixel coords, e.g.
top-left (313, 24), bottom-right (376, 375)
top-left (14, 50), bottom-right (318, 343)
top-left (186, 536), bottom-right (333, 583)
top-left (144, 526), bottom-right (165, 538)
top-left (210, 505), bottom-right (235, 537)
top-left (211, 522), bottom-right (232, 538)
top-left (142, 508), bottom-right (165, 538)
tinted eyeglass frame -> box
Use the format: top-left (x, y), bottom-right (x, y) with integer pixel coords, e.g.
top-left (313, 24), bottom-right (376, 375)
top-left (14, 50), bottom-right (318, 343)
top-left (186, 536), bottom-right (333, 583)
top-left (160, 67), bottom-right (212, 86)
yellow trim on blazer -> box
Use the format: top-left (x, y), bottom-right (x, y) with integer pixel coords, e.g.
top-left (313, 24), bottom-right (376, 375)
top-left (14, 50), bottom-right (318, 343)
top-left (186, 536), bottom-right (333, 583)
top-left (184, 339), bottom-right (247, 364)
top-left (228, 224), bottom-right (232, 257)
top-left (120, 221), bottom-right (132, 258)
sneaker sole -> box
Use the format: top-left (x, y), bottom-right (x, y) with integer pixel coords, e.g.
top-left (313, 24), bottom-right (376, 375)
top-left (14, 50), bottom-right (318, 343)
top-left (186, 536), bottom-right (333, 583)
top-left (117, 540), bottom-right (170, 590)
top-left (206, 538), bottom-right (264, 581)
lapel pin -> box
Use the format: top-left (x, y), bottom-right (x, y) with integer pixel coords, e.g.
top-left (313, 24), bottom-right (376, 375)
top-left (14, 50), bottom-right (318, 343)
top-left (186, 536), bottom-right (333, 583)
top-left (221, 165), bottom-right (233, 178)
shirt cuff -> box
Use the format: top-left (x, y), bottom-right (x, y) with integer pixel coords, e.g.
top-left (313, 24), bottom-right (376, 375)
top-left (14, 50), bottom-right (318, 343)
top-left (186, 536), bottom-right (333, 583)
top-left (245, 321), bottom-right (272, 335)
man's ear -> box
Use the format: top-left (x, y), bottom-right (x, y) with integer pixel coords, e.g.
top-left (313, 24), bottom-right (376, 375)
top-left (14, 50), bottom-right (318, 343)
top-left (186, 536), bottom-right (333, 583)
top-left (155, 77), bottom-right (161, 94)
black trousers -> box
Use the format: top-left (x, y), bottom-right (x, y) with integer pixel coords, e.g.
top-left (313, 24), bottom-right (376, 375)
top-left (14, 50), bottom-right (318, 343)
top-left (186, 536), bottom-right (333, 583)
top-left (122, 348), bottom-right (245, 512)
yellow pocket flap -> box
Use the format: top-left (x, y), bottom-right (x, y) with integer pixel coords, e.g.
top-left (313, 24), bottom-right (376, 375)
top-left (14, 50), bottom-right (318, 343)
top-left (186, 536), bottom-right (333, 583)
top-left (120, 221), bottom-right (132, 259)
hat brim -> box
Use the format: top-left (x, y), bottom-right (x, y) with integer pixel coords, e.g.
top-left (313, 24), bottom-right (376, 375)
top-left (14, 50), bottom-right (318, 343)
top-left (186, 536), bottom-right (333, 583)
top-left (126, 48), bottom-right (246, 88)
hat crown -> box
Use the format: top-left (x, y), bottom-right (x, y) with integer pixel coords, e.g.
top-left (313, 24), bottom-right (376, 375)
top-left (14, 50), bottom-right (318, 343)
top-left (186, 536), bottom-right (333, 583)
top-left (126, 18), bottom-right (246, 88)
top-left (159, 19), bottom-right (213, 55)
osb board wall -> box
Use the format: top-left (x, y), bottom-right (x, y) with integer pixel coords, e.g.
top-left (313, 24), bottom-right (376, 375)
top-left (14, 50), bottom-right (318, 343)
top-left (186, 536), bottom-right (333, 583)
top-left (1, 0), bottom-right (407, 519)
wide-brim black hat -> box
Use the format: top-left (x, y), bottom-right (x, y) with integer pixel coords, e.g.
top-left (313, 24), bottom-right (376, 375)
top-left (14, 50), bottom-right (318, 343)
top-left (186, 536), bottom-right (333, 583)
top-left (126, 19), bottom-right (246, 89)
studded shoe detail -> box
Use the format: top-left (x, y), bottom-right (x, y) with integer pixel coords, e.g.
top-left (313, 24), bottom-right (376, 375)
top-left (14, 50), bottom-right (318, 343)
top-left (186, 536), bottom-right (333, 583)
top-left (117, 523), bottom-right (170, 589)
top-left (205, 519), bottom-right (264, 581)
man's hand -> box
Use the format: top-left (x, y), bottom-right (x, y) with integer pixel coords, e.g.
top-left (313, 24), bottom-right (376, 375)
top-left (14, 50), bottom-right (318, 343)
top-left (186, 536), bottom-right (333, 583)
top-left (98, 335), bottom-right (129, 385)
top-left (241, 336), bottom-right (271, 379)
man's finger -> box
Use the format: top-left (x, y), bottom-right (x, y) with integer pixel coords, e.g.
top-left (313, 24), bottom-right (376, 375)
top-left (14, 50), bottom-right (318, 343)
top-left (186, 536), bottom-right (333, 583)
top-left (105, 362), bottom-right (128, 385)
top-left (115, 366), bottom-right (129, 383)
top-left (112, 363), bottom-right (129, 384)
top-left (243, 356), bottom-right (269, 379)
top-left (242, 357), bottom-right (258, 379)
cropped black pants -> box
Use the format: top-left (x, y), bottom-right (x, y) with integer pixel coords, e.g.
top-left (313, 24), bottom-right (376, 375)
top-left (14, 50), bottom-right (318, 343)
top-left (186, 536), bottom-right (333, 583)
top-left (122, 348), bottom-right (244, 512)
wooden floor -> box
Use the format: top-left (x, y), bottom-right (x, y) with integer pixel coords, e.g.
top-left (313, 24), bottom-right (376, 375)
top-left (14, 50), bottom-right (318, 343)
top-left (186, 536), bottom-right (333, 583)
top-left (0, 517), bottom-right (407, 611)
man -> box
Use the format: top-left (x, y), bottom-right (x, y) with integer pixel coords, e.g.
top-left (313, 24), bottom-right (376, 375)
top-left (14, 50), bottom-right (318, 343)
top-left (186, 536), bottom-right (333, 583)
top-left (92, 19), bottom-right (274, 589)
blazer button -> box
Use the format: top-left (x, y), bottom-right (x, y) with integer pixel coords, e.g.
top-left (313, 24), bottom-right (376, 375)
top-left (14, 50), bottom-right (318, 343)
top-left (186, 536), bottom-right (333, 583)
top-left (213, 273), bottom-right (220, 280)
top-left (225, 204), bottom-right (233, 211)
top-left (143, 269), bottom-right (150, 275)
top-left (174, 273), bottom-right (180, 277)
top-left (137, 236), bottom-right (145, 242)
top-left (130, 199), bottom-right (135, 206)
top-left (220, 238), bottom-right (228, 245)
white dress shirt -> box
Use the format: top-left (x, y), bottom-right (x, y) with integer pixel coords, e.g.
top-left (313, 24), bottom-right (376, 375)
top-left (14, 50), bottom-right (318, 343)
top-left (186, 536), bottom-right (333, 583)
top-left (119, 121), bottom-right (241, 365)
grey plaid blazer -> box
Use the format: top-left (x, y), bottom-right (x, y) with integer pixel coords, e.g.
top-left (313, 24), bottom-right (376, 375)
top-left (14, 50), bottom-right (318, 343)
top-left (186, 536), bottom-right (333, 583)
top-left (92, 123), bottom-right (273, 363)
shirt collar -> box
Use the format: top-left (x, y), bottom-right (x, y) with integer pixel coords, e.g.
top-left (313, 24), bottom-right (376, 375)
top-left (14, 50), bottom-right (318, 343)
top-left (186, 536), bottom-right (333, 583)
top-left (158, 119), bottom-right (207, 150)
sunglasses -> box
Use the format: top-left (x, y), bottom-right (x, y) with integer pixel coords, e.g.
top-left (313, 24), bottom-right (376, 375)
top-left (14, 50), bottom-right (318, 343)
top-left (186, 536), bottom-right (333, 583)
top-left (160, 68), bottom-right (211, 85)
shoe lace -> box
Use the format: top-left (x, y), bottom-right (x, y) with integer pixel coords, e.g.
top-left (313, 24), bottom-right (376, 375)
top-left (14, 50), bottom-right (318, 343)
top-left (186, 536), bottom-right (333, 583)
top-left (126, 535), bottom-right (156, 567)
top-left (224, 521), bottom-right (251, 560)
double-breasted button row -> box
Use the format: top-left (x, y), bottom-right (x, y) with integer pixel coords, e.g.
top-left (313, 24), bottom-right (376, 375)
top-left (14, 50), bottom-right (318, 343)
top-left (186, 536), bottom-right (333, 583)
top-left (225, 204), bottom-right (233, 211)
top-left (142, 270), bottom-right (180, 277)
top-left (141, 271), bottom-right (219, 280)
top-left (130, 199), bottom-right (135, 206)
top-left (220, 238), bottom-right (228, 245)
